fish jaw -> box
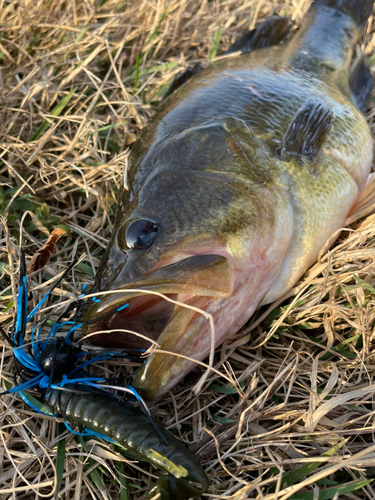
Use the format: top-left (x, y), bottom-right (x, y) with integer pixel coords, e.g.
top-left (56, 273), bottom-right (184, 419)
top-left (86, 259), bottom-right (277, 401)
top-left (132, 276), bottom-right (266, 400)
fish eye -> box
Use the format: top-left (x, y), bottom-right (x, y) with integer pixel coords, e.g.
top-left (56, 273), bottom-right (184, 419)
top-left (125, 219), bottom-right (158, 250)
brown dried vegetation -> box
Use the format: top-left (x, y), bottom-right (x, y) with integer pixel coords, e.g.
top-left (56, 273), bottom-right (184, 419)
top-left (1, 0), bottom-right (375, 498)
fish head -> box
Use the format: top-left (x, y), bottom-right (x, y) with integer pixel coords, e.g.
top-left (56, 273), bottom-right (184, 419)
top-left (90, 198), bottom-right (238, 349)
top-left (84, 120), bottom-right (291, 399)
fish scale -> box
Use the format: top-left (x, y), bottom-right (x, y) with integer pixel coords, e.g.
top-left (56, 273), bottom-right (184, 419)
top-left (85, 0), bottom-right (374, 400)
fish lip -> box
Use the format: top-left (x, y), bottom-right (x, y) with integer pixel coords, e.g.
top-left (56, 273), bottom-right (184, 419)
top-left (82, 253), bottom-right (235, 364)
top-left (83, 289), bottom-right (172, 341)
top-left (85, 288), bottom-right (166, 321)
top-left (84, 253), bottom-right (235, 324)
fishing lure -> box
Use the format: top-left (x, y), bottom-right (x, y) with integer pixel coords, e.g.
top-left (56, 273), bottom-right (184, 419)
top-left (1, 250), bottom-right (208, 500)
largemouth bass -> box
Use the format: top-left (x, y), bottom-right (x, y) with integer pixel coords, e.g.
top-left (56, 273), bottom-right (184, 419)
top-left (85, 0), bottom-right (374, 400)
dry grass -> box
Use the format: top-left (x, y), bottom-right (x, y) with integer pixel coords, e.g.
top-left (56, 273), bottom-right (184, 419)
top-left (1, 0), bottom-right (375, 498)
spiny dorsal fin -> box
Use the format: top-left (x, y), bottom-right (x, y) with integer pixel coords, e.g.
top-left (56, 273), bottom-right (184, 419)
top-left (226, 16), bottom-right (291, 55)
top-left (349, 55), bottom-right (373, 113)
top-left (163, 62), bottom-right (202, 100)
top-left (163, 16), bottom-right (290, 99)
top-left (280, 99), bottom-right (333, 162)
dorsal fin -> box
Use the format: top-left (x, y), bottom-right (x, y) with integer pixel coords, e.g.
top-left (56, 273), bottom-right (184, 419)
top-left (349, 55), bottom-right (373, 113)
top-left (280, 99), bottom-right (333, 162)
top-left (163, 16), bottom-right (290, 100)
top-left (226, 16), bottom-right (291, 55)
top-left (163, 63), bottom-right (202, 100)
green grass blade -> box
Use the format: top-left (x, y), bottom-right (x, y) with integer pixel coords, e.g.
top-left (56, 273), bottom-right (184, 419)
top-left (209, 23), bottom-right (222, 60)
top-left (0, 261), bottom-right (10, 276)
top-left (367, 53), bottom-right (375, 66)
top-left (139, 61), bottom-right (178, 76)
top-left (77, 436), bottom-right (106, 493)
top-left (1, 377), bottom-right (12, 391)
top-left (65, 26), bottom-right (89, 59)
top-left (208, 383), bottom-right (238, 394)
top-left (97, 122), bottom-right (127, 133)
top-left (55, 423), bottom-right (66, 499)
top-left (320, 336), bottom-right (359, 361)
top-left (118, 463), bottom-right (129, 500)
top-left (133, 53), bottom-right (140, 95)
top-left (145, 8), bottom-right (168, 48)
top-left (316, 478), bottom-right (338, 486)
top-left (20, 391), bottom-right (56, 415)
top-left (211, 416), bottom-right (235, 424)
top-left (289, 479), bottom-right (372, 500)
top-left (31, 86), bottom-right (77, 141)
top-left (353, 274), bottom-right (375, 295)
top-left (75, 262), bottom-right (94, 278)
top-left (282, 441), bottom-right (345, 486)
top-left (28, 32), bottom-right (41, 51)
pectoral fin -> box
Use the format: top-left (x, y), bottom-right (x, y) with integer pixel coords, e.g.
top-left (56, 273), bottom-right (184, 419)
top-left (226, 16), bottom-right (290, 54)
top-left (280, 99), bottom-right (333, 161)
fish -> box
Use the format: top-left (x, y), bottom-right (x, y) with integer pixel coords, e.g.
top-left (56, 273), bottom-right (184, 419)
top-left (85, 0), bottom-right (374, 401)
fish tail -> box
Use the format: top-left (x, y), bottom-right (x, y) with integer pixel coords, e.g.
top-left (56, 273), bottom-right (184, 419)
top-left (312, 0), bottom-right (373, 31)
top-left (291, 0), bottom-right (373, 71)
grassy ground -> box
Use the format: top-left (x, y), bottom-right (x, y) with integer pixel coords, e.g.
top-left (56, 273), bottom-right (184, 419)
top-left (1, 0), bottom-right (375, 498)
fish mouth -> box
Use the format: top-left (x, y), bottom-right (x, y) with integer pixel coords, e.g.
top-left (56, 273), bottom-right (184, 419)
top-left (84, 254), bottom-right (235, 397)
top-left (84, 292), bottom-right (178, 350)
